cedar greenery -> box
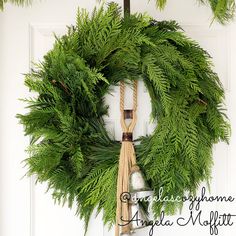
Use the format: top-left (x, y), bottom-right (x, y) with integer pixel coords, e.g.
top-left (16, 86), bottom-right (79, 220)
top-left (18, 3), bottom-right (230, 232)
top-left (0, 0), bottom-right (32, 10)
top-left (155, 0), bottom-right (235, 24)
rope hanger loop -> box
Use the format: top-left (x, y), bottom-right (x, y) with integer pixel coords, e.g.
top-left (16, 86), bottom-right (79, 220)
top-left (119, 80), bottom-right (138, 135)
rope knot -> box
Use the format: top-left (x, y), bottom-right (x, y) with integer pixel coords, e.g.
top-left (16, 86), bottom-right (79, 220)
top-left (122, 132), bottom-right (133, 142)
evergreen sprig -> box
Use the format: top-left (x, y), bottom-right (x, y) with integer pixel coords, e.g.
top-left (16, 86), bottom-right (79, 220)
top-left (154, 0), bottom-right (235, 24)
top-left (0, 0), bottom-right (32, 10)
top-left (18, 4), bottom-right (230, 232)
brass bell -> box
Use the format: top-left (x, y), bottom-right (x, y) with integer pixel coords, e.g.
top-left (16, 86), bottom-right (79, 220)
top-left (129, 165), bottom-right (153, 199)
top-left (130, 202), bottom-right (149, 230)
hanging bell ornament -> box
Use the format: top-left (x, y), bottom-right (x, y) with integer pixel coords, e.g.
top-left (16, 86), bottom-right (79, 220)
top-left (129, 202), bottom-right (149, 230)
top-left (129, 165), bottom-right (153, 199)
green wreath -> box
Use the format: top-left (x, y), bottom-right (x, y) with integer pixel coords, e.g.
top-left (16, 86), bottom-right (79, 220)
top-left (18, 3), bottom-right (230, 231)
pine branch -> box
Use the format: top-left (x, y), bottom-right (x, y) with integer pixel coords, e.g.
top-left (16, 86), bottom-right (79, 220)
top-left (154, 0), bottom-right (235, 24)
top-left (0, 0), bottom-right (32, 10)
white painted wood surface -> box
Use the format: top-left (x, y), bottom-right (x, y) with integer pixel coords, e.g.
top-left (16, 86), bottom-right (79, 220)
top-left (0, 1), bottom-right (236, 236)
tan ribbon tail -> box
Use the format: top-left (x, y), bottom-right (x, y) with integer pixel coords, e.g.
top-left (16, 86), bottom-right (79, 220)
top-left (115, 141), bottom-right (132, 236)
top-left (115, 142), bottom-right (138, 236)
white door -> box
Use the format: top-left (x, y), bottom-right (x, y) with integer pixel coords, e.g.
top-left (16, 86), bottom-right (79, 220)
top-left (0, 1), bottom-right (236, 236)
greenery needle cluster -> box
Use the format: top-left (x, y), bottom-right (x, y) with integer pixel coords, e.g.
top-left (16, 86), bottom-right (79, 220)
top-left (155, 0), bottom-right (235, 24)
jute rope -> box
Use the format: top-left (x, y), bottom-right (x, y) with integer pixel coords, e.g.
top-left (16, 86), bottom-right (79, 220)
top-left (115, 80), bottom-right (139, 236)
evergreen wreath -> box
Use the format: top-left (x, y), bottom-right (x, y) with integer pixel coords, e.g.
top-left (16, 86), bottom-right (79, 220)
top-left (18, 3), bottom-right (230, 231)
